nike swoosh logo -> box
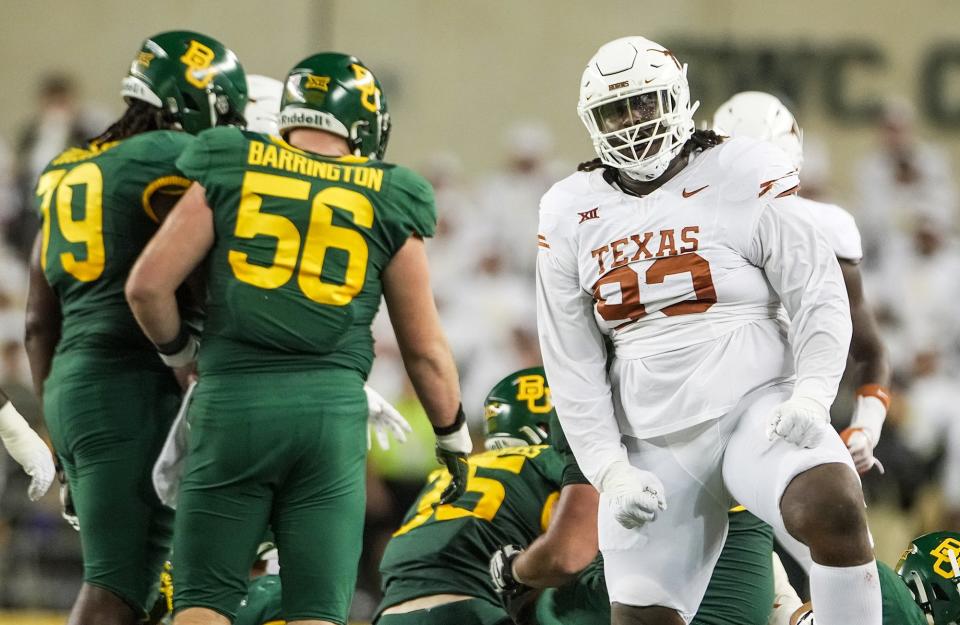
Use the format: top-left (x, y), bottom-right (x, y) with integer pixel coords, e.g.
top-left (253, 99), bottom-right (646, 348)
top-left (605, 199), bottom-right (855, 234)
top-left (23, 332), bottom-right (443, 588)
top-left (644, 78), bottom-right (655, 84)
top-left (682, 185), bottom-right (709, 198)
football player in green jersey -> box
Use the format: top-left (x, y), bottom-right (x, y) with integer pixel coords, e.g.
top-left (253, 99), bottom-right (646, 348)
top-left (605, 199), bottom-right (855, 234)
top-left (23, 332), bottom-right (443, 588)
top-left (24, 30), bottom-right (247, 625)
top-left (776, 531), bottom-right (958, 625)
top-left (377, 367), bottom-right (564, 625)
top-left (125, 52), bottom-right (471, 625)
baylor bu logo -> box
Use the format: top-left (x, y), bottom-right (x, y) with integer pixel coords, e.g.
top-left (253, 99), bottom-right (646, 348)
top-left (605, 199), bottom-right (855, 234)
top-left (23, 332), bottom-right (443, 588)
top-left (350, 64), bottom-right (381, 113)
top-left (180, 40), bottom-right (217, 89)
top-left (515, 375), bottom-right (552, 414)
top-left (930, 537), bottom-right (960, 579)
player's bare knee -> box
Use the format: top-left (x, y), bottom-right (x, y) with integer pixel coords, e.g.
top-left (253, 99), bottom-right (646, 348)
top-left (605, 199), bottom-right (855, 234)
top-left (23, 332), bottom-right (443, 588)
top-left (781, 463), bottom-right (867, 542)
top-left (611, 603), bottom-right (685, 625)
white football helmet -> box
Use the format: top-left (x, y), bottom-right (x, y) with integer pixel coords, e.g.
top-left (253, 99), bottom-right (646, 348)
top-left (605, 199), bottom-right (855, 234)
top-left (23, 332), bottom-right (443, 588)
top-left (712, 91), bottom-right (804, 170)
top-left (245, 74), bottom-right (284, 135)
top-left (578, 36), bottom-right (699, 181)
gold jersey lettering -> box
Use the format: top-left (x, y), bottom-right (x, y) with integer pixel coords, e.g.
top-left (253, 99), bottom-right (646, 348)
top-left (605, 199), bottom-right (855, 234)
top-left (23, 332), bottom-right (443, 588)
top-left (247, 141), bottom-right (265, 166)
top-left (260, 144), bottom-right (279, 169)
top-left (180, 40), bottom-right (217, 89)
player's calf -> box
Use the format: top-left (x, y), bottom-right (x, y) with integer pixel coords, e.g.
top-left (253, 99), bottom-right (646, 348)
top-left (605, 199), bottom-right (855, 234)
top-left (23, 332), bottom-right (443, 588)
top-left (67, 584), bottom-right (140, 625)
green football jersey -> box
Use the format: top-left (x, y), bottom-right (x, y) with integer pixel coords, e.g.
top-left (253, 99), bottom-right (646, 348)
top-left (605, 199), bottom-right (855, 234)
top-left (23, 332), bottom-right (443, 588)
top-left (35, 131), bottom-right (193, 354)
top-left (234, 574), bottom-right (283, 625)
top-left (175, 127), bottom-right (436, 376)
top-left (879, 561), bottom-right (927, 625)
top-left (378, 445), bottom-right (565, 614)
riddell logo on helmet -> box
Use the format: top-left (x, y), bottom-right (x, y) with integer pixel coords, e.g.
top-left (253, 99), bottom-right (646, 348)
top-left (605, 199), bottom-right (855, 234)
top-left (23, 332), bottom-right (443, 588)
top-left (282, 111), bottom-right (330, 126)
top-left (608, 81), bottom-right (629, 91)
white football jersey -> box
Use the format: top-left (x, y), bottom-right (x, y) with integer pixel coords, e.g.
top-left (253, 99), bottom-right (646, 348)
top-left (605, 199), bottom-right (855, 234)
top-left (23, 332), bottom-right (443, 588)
top-left (779, 195), bottom-right (863, 262)
top-left (536, 137), bottom-right (852, 482)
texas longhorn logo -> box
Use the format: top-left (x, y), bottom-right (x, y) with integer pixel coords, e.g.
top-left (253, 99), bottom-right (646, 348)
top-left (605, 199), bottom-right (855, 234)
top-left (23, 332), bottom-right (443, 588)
top-left (515, 375), bottom-right (553, 414)
top-left (180, 40), bottom-right (217, 89)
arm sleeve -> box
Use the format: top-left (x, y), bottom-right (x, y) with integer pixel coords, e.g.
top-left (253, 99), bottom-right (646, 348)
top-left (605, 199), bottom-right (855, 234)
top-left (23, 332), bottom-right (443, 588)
top-left (749, 204), bottom-right (853, 410)
top-left (536, 206), bottom-right (626, 487)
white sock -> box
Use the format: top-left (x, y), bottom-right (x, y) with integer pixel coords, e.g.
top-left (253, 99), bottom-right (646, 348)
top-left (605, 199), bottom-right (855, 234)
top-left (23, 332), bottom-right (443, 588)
top-left (809, 560), bottom-right (882, 625)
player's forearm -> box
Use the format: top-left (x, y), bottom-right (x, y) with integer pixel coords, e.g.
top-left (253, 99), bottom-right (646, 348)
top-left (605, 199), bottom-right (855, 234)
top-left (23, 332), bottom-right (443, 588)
top-left (513, 484), bottom-right (600, 588)
top-left (25, 235), bottom-right (61, 400)
top-left (125, 285), bottom-right (183, 347)
top-left (399, 336), bottom-right (461, 428)
top-left (24, 324), bottom-right (58, 400)
top-left (514, 541), bottom-right (583, 588)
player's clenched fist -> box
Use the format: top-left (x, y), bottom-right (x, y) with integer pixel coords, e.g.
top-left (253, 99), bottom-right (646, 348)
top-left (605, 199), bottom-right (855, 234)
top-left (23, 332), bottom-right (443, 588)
top-left (598, 460), bottom-right (667, 529)
top-left (766, 396), bottom-right (830, 448)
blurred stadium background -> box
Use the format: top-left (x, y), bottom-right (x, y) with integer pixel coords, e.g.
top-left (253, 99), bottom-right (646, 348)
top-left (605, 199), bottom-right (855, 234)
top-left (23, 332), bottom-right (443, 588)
top-left (0, 0), bottom-right (958, 622)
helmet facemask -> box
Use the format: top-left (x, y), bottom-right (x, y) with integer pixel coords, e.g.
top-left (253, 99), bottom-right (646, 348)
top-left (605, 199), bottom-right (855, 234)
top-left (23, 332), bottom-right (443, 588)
top-left (578, 37), bottom-right (698, 182)
top-left (580, 73), bottom-right (696, 181)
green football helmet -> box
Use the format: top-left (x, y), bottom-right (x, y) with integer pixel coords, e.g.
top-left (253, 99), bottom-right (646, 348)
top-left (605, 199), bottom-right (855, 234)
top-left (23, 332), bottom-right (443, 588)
top-left (897, 531), bottom-right (960, 624)
top-left (278, 52), bottom-right (391, 159)
top-left (483, 367), bottom-right (554, 450)
top-left (121, 30), bottom-right (247, 134)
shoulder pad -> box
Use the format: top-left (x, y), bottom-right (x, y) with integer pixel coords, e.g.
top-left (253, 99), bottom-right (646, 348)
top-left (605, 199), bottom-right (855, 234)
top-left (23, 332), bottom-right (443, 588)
top-left (713, 137), bottom-right (800, 203)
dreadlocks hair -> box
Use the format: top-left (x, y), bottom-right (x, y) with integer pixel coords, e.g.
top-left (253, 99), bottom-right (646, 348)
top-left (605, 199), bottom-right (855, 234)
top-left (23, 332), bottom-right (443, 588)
top-left (577, 128), bottom-right (727, 175)
top-left (680, 128), bottom-right (725, 157)
top-left (89, 99), bottom-right (163, 146)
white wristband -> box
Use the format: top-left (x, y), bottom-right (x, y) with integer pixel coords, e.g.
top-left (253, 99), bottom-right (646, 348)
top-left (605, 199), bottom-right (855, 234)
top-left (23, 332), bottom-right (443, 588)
top-left (850, 395), bottom-right (886, 447)
top-left (158, 335), bottom-right (200, 368)
top-left (436, 420), bottom-right (472, 454)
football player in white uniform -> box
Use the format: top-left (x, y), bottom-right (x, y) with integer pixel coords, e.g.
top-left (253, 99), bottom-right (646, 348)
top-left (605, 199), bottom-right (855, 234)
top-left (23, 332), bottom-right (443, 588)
top-left (536, 36), bottom-right (881, 625)
top-left (713, 92), bottom-right (891, 478)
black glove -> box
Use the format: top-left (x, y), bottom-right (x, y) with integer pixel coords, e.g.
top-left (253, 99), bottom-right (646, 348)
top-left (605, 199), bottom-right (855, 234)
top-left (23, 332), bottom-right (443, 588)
top-left (490, 545), bottom-right (539, 624)
top-left (434, 405), bottom-right (472, 505)
top-left (57, 462), bottom-right (79, 531)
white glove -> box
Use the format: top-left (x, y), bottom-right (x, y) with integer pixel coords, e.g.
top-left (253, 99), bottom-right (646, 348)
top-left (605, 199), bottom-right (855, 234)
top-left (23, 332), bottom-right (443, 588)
top-left (767, 396), bottom-right (830, 448)
top-left (365, 385), bottom-right (411, 451)
top-left (0, 402), bottom-right (55, 501)
top-left (840, 394), bottom-right (887, 474)
top-left (598, 460), bottom-right (667, 529)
